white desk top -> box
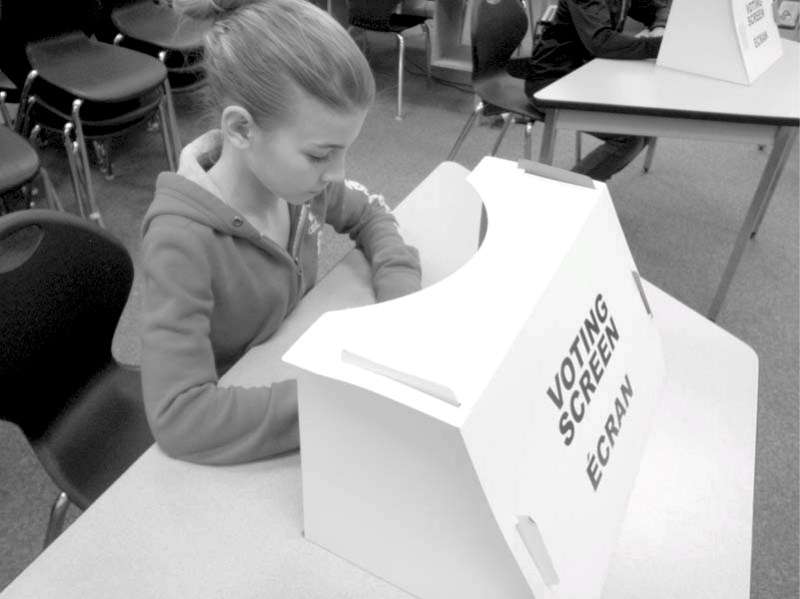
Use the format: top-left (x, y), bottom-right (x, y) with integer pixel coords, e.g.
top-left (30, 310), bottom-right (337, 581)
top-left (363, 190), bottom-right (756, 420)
top-left (534, 39), bottom-right (799, 126)
top-left (1, 163), bottom-right (759, 599)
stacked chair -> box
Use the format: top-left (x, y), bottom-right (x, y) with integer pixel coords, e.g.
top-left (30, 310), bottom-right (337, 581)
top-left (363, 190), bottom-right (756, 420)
top-left (0, 76), bottom-right (62, 214)
top-left (104, 0), bottom-right (210, 92)
top-left (1, 0), bottom-right (181, 227)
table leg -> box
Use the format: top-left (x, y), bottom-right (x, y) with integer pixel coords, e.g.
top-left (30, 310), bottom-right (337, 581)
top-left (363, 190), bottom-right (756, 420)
top-left (538, 109), bottom-right (558, 165)
top-left (749, 127), bottom-right (799, 239)
top-left (707, 126), bottom-right (799, 321)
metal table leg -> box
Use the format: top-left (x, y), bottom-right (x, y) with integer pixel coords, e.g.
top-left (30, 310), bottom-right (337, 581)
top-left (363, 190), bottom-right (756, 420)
top-left (707, 126), bottom-right (799, 320)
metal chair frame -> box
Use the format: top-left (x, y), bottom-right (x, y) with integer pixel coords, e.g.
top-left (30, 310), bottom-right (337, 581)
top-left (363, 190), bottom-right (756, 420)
top-left (15, 51), bottom-right (180, 227)
top-left (348, 0), bottom-right (432, 120)
top-left (447, 0), bottom-right (542, 161)
top-left (0, 90), bottom-right (63, 213)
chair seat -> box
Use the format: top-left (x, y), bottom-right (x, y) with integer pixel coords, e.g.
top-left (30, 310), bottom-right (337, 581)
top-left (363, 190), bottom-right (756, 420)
top-left (0, 128), bottom-right (40, 192)
top-left (474, 73), bottom-right (545, 121)
top-left (34, 362), bottom-right (152, 509)
top-left (27, 32), bottom-right (167, 104)
top-left (351, 13), bottom-right (428, 33)
top-left (112, 2), bottom-right (210, 51)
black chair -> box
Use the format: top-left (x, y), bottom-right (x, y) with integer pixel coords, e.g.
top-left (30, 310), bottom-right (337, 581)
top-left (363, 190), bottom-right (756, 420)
top-left (3, 0), bottom-right (181, 227)
top-left (347, 0), bottom-right (431, 120)
top-left (105, 0), bottom-right (211, 92)
top-left (0, 209), bottom-right (154, 549)
top-left (0, 87), bottom-right (62, 214)
top-left (447, 0), bottom-right (544, 161)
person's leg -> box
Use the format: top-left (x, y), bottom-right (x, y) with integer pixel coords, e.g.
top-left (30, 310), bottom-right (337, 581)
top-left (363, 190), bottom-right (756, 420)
top-left (572, 133), bottom-right (647, 182)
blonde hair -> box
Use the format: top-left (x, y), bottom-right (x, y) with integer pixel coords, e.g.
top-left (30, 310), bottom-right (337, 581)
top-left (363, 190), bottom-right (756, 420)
top-left (173, 0), bottom-right (375, 129)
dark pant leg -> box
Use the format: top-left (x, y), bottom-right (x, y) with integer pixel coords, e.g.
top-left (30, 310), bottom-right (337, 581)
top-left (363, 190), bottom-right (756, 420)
top-left (572, 132), bottom-right (647, 182)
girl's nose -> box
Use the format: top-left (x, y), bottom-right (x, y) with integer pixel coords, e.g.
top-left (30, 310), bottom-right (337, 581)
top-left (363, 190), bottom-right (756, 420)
top-left (321, 152), bottom-right (346, 183)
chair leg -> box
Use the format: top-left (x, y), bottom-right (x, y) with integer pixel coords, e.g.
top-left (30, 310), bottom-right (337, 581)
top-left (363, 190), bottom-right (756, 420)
top-left (93, 139), bottom-right (115, 180)
top-left (575, 131), bottom-right (582, 163)
top-left (63, 123), bottom-right (90, 220)
top-left (15, 70), bottom-right (38, 137)
top-left (70, 101), bottom-right (104, 228)
top-left (523, 120), bottom-right (534, 160)
top-left (447, 100), bottom-right (485, 161)
top-left (0, 91), bottom-right (12, 128)
top-left (642, 137), bottom-right (657, 173)
top-left (421, 22), bottom-right (432, 90)
top-left (159, 53), bottom-right (182, 169)
top-left (394, 33), bottom-right (405, 120)
top-left (490, 113), bottom-right (514, 156)
top-left (158, 100), bottom-right (177, 172)
top-left (43, 491), bottom-right (70, 549)
top-left (38, 167), bottom-right (64, 212)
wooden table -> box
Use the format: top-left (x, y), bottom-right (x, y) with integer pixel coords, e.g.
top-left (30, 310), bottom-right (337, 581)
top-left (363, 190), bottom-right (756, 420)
top-left (533, 40), bottom-right (800, 320)
top-left (0, 162), bottom-right (759, 599)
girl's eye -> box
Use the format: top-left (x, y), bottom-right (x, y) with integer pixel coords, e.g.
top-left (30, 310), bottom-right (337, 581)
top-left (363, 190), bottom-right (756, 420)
top-left (307, 152), bottom-right (333, 163)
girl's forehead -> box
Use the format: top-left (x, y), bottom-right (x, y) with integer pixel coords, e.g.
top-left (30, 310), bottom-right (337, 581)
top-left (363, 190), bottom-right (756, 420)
top-left (281, 95), bottom-right (368, 145)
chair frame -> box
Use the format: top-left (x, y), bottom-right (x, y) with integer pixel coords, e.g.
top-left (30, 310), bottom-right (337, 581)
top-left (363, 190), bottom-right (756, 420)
top-left (447, 0), bottom-right (542, 161)
top-left (0, 209), bottom-right (152, 549)
top-left (348, 0), bottom-right (432, 120)
top-left (14, 49), bottom-right (180, 227)
top-left (109, 0), bottom-right (210, 94)
top-left (0, 90), bottom-right (63, 213)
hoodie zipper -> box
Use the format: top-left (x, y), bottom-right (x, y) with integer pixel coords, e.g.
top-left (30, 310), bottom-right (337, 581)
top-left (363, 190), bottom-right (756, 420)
top-left (287, 203), bottom-right (309, 302)
top-left (247, 202), bottom-right (308, 307)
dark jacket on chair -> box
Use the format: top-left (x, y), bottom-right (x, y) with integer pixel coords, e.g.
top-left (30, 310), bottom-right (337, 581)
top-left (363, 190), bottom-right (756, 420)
top-left (521, 0), bottom-right (670, 98)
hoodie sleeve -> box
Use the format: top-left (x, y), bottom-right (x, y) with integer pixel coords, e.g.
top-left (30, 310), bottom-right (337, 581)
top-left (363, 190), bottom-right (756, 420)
top-left (140, 221), bottom-right (300, 465)
top-left (324, 180), bottom-right (422, 302)
top-left (627, 0), bottom-right (670, 30)
top-left (567, 0), bottom-right (663, 59)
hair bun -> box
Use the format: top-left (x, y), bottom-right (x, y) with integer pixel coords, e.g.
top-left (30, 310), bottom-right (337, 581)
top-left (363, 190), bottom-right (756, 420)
top-left (171, 0), bottom-right (255, 21)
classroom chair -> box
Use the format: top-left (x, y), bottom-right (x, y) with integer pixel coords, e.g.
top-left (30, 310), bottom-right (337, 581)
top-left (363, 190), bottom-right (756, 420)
top-left (3, 0), bottom-right (181, 227)
top-left (0, 209), bottom-right (154, 550)
top-left (446, 0), bottom-right (544, 162)
top-left (104, 0), bottom-right (210, 92)
top-left (347, 0), bottom-right (431, 120)
top-left (0, 88), bottom-right (62, 214)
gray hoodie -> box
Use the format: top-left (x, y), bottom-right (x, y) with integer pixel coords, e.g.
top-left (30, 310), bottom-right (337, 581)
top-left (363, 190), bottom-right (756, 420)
top-left (140, 135), bottom-right (421, 465)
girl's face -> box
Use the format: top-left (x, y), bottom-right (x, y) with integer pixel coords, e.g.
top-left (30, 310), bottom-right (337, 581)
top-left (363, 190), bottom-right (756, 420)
top-left (243, 92), bottom-right (368, 205)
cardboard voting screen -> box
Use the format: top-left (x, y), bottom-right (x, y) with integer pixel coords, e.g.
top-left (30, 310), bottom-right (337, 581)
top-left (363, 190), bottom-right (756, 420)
top-left (284, 157), bottom-right (666, 599)
top-left (657, 0), bottom-right (782, 84)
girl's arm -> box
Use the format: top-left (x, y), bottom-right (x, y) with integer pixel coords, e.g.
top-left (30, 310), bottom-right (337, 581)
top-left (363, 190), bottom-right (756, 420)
top-left (323, 180), bottom-right (422, 302)
top-left (627, 0), bottom-right (670, 31)
top-left (140, 224), bottom-right (299, 465)
top-left (567, 0), bottom-right (663, 59)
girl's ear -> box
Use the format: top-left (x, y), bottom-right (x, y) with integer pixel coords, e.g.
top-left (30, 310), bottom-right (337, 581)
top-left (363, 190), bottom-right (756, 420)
top-left (220, 105), bottom-right (256, 149)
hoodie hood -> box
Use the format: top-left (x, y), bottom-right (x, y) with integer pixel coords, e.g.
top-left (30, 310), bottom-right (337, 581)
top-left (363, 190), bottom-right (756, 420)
top-left (142, 130), bottom-right (254, 240)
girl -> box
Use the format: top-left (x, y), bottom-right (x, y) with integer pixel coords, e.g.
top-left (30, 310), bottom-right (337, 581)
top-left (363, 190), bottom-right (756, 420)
top-left (140, 0), bottom-right (422, 465)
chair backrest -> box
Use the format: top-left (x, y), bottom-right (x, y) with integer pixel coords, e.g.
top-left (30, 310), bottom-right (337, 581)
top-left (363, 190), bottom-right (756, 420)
top-left (348, 0), bottom-right (402, 30)
top-left (0, 209), bottom-right (133, 440)
top-left (471, 0), bottom-right (529, 82)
